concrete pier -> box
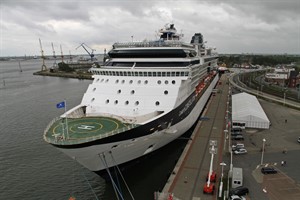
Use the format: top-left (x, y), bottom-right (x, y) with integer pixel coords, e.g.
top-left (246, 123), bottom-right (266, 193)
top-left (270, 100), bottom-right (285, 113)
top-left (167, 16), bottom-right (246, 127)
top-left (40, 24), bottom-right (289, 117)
top-left (160, 74), bottom-right (229, 199)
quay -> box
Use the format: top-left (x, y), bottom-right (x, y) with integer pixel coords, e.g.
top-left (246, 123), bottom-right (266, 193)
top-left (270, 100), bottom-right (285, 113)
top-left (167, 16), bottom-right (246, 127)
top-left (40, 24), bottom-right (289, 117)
top-left (160, 74), bottom-right (229, 199)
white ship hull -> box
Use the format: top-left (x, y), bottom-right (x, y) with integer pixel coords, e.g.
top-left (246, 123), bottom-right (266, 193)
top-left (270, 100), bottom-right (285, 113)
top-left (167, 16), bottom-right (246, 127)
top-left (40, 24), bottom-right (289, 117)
top-left (56, 75), bottom-right (219, 172)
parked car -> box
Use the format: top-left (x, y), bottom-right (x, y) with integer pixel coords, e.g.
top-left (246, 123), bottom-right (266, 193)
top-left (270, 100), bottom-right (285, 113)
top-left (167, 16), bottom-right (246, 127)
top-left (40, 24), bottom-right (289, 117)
top-left (231, 127), bottom-right (243, 133)
top-left (261, 167), bottom-right (277, 174)
top-left (231, 132), bottom-right (243, 136)
top-left (297, 137), bottom-right (300, 143)
top-left (232, 143), bottom-right (245, 151)
top-left (230, 195), bottom-right (246, 200)
top-left (232, 135), bottom-right (244, 140)
top-left (234, 148), bottom-right (247, 155)
top-left (229, 186), bottom-right (249, 196)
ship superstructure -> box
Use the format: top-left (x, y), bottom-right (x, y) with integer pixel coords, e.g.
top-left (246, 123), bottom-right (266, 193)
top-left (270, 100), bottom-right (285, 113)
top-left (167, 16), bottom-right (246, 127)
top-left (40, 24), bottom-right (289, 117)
top-left (44, 24), bottom-right (219, 172)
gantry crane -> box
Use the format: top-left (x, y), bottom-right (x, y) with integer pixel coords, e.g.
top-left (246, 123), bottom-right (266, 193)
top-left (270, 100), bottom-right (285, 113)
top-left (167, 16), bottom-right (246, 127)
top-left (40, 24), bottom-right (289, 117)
top-left (39, 38), bottom-right (47, 71)
top-left (76, 43), bottom-right (96, 61)
top-left (51, 42), bottom-right (57, 68)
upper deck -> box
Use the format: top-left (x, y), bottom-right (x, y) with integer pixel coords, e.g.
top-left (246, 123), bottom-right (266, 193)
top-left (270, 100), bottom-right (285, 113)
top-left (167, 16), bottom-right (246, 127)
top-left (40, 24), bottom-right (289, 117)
top-left (44, 116), bottom-right (138, 145)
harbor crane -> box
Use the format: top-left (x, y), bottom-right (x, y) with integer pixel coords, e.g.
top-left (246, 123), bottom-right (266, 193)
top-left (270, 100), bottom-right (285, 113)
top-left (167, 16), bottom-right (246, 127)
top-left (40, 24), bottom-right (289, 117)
top-left (39, 38), bottom-right (47, 71)
top-left (60, 44), bottom-right (64, 63)
top-left (76, 43), bottom-right (96, 61)
top-left (51, 42), bottom-right (57, 68)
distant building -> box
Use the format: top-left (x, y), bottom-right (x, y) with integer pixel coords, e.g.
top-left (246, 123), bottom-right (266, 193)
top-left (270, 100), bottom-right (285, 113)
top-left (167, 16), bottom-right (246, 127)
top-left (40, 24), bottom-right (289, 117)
top-left (265, 67), bottom-right (295, 87)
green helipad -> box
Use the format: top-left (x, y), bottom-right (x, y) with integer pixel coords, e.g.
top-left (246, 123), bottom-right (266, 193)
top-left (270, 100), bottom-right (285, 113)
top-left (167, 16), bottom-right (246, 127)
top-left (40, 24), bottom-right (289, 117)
top-left (44, 117), bottom-right (135, 144)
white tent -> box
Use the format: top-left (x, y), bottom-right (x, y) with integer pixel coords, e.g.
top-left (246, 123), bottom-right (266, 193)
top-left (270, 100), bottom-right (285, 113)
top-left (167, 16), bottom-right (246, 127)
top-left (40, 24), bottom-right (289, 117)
top-left (232, 92), bottom-right (270, 129)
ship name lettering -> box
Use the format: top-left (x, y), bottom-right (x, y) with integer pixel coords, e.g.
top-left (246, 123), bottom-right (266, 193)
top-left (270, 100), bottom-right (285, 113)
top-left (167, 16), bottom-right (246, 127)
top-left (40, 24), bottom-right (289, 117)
top-left (179, 96), bottom-right (195, 116)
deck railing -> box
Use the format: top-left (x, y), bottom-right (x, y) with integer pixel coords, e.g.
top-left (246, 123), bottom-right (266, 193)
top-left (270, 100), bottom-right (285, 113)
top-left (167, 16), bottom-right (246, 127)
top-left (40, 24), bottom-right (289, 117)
top-left (43, 118), bottom-right (138, 145)
top-left (113, 40), bottom-right (194, 49)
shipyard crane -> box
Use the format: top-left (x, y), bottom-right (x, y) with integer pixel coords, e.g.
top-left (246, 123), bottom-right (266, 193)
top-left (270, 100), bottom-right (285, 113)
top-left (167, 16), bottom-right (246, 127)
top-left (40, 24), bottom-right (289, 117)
top-left (76, 43), bottom-right (96, 61)
top-left (51, 42), bottom-right (57, 68)
top-left (39, 38), bottom-right (47, 71)
top-left (60, 44), bottom-right (64, 63)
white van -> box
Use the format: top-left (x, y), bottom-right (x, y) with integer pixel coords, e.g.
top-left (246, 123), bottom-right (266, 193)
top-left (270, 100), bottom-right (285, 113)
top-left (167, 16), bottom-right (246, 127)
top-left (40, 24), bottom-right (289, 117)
top-left (232, 167), bottom-right (243, 188)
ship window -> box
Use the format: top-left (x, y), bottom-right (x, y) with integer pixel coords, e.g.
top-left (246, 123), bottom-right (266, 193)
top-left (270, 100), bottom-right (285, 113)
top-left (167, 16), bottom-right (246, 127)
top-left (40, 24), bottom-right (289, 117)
top-left (162, 72), bottom-right (166, 76)
top-left (135, 101), bottom-right (139, 106)
top-left (93, 88), bottom-right (96, 91)
top-left (143, 72), bottom-right (147, 76)
top-left (176, 72), bottom-right (180, 76)
top-left (120, 71), bottom-right (123, 76)
top-left (157, 80), bottom-right (161, 84)
top-left (117, 89), bottom-right (121, 94)
top-left (129, 80), bottom-right (133, 84)
top-left (139, 72), bottom-right (143, 76)
top-left (134, 72), bottom-right (138, 76)
top-left (158, 72), bottom-right (161, 76)
top-left (153, 72), bottom-right (157, 76)
top-left (172, 80), bottom-right (176, 84)
top-left (148, 72), bottom-right (152, 77)
top-left (155, 101), bottom-right (160, 106)
top-left (165, 80), bottom-right (169, 84)
top-left (181, 72), bottom-right (185, 76)
top-left (106, 99), bottom-right (109, 104)
top-left (131, 90), bottom-right (135, 94)
top-left (125, 101), bottom-right (129, 105)
top-left (167, 72), bottom-right (170, 76)
top-left (91, 98), bottom-right (95, 102)
top-left (164, 90), bottom-right (168, 95)
top-left (115, 79), bottom-right (119, 83)
top-left (115, 100), bottom-right (118, 105)
top-left (144, 80), bottom-right (148, 84)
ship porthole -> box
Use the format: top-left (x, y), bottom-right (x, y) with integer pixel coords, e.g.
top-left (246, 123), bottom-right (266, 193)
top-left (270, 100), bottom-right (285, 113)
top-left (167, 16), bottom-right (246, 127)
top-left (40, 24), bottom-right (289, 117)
top-left (106, 99), bottom-right (109, 104)
top-left (164, 90), bottom-right (168, 95)
top-left (105, 79), bottom-right (109, 83)
top-left (165, 80), bottom-right (169, 84)
top-left (129, 80), bottom-right (133, 84)
top-left (172, 80), bottom-right (176, 84)
top-left (91, 98), bottom-right (95, 102)
top-left (131, 90), bottom-right (135, 94)
top-left (138, 80), bottom-right (141, 84)
top-left (115, 100), bottom-right (118, 105)
top-left (122, 80), bottom-right (125, 84)
top-left (115, 79), bottom-right (119, 83)
top-left (155, 101), bottom-right (160, 106)
top-left (157, 80), bottom-right (161, 84)
top-left (125, 101), bottom-right (129, 105)
top-left (117, 89), bottom-right (121, 94)
top-left (135, 101), bottom-right (139, 106)
top-left (93, 88), bottom-right (96, 91)
top-left (144, 80), bottom-right (148, 84)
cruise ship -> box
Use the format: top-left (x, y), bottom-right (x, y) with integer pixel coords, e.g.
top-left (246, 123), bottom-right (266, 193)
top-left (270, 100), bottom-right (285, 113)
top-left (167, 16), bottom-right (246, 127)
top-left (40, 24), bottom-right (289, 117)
top-left (44, 24), bottom-right (219, 173)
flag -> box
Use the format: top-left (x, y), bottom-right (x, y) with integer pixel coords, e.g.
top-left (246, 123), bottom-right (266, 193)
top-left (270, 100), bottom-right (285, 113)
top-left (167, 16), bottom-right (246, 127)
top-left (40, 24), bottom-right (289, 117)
top-left (56, 101), bottom-right (65, 109)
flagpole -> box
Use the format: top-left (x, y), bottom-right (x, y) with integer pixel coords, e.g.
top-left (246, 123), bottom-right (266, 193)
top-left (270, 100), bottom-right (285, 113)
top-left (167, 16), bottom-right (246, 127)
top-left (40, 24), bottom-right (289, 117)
top-left (64, 100), bottom-right (69, 139)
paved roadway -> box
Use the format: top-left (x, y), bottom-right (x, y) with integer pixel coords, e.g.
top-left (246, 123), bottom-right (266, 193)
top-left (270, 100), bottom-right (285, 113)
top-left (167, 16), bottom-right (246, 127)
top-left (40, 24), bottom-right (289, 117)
top-left (223, 91), bottom-right (300, 200)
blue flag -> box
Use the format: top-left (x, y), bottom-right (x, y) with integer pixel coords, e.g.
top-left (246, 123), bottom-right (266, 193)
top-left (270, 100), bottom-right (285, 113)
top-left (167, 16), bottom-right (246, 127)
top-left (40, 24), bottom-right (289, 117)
top-left (56, 101), bottom-right (65, 109)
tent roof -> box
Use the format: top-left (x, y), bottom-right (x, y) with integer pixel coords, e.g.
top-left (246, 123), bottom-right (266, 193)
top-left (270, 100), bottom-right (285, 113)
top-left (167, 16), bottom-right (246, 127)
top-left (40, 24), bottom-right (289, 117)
top-left (232, 92), bottom-right (270, 123)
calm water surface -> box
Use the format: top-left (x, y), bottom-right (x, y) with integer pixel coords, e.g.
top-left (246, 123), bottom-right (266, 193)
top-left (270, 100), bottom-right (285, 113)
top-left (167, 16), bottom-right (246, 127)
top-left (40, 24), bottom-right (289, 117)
top-left (0, 59), bottom-right (189, 200)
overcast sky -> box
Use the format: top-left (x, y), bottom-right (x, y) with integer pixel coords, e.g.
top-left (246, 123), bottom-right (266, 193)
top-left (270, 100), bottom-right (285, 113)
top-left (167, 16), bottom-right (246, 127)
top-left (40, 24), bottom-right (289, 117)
top-left (1, 0), bottom-right (299, 56)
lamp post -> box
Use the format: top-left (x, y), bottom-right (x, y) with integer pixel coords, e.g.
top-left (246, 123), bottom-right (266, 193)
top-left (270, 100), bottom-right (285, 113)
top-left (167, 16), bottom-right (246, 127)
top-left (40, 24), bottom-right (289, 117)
top-left (224, 130), bottom-right (228, 151)
top-left (260, 138), bottom-right (266, 165)
top-left (218, 162), bottom-right (227, 198)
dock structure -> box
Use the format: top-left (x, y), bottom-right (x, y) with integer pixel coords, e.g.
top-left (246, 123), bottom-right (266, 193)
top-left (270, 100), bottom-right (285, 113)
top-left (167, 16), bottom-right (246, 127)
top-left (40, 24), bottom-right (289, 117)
top-left (160, 74), bottom-right (229, 200)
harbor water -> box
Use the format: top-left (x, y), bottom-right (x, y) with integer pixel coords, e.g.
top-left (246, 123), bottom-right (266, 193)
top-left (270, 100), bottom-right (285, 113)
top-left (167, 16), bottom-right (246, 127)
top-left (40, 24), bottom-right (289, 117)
top-left (0, 59), bottom-right (190, 200)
